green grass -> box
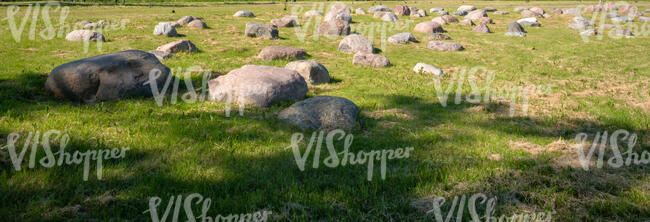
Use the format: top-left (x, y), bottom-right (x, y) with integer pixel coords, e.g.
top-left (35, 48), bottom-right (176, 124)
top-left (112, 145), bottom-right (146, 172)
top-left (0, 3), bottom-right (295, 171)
top-left (1, 1), bottom-right (649, 221)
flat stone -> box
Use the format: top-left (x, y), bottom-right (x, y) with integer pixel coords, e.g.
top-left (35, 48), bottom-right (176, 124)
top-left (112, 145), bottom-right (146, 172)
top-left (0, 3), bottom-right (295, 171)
top-left (45, 50), bottom-right (170, 102)
top-left (388, 32), bottom-right (417, 44)
top-left (65, 30), bottom-right (105, 42)
top-left (427, 41), bottom-right (464, 51)
top-left (156, 40), bottom-right (197, 53)
top-left (208, 65), bottom-right (308, 108)
top-left (352, 51), bottom-right (390, 68)
top-left (234, 10), bottom-right (255, 17)
top-left (413, 63), bottom-right (443, 76)
top-left (278, 96), bottom-right (359, 131)
top-left (258, 46), bottom-right (307, 61)
top-left (424, 33), bottom-right (452, 40)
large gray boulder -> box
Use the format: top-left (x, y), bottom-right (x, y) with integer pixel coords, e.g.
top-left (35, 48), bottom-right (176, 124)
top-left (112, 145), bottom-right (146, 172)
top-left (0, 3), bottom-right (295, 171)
top-left (388, 32), bottom-right (417, 44)
top-left (285, 60), bottom-right (330, 84)
top-left (156, 40), bottom-right (197, 53)
top-left (258, 46), bottom-right (307, 61)
top-left (45, 50), bottom-right (170, 103)
top-left (352, 51), bottom-right (390, 68)
top-left (187, 20), bottom-right (207, 29)
top-left (245, 22), bottom-right (279, 39)
top-left (427, 41), bottom-right (464, 51)
top-left (234, 10), bottom-right (255, 17)
top-left (153, 22), bottom-right (178, 37)
top-left (278, 96), bottom-right (359, 131)
top-left (208, 65), bottom-right (308, 108)
top-left (517, 17), bottom-right (541, 27)
top-left (65, 30), bottom-right (105, 42)
top-left (338, 34), bottom-right (373, 54)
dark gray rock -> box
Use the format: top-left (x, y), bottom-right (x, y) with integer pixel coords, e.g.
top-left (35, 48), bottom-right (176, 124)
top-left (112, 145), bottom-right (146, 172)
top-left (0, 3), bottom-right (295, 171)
top-left (45, 50), bottom-right (170, 103)
top-left (245, 22), bottom-right (279, 39)
top-left (258, 46), bottom-right (307, 61)
top-left (278, 96), bottom-right (359, 131)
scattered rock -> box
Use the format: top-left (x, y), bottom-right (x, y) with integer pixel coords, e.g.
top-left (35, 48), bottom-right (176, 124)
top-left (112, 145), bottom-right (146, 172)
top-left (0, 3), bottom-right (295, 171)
top-left (431, 17), bottom-right (448, 25)
top-left (382, 13), bottom-right (399, 22)
top-left (494, 11), bottom-right (509, 15)
top-left (330, 2), bottom-right (351, 14)
top-left (388, 32), bottom-right (417, 44)
top-left (505, 31), bottom-right (526, 37)
top-left (569, 17), bottom-right (593, 30)
top-left (465, 9), bottom-right (487, 20)
top-left (580, 29), bottom-right (598, 36)
top-left (479, 17), bottom-right (493, 24)
top-left (65, 30), bottom-right (105, 42)
top-left (605, 12), bottom-right (620, 18)
top-left (147, 50), bottom-right (173, 60)
top-left (542, 13), bottom-right (552, 18)
top-left (84, 23), bottom-right (101, 29)
top-left (529, 7), bottom-right (545, 15)
top-left (278, 96), bottom-right (359, 131)
top-left (517, 17), bottom-right (541, 26)
top-left (484, 7), bottom-right (497, 12)
top-left (424, 33), bottom-right (452, 40)
top-left (611, 16), bottom-right (633, 23)
top-left (429, 8), bottom-right (445, 13)
top-left (562, 8), bottom-right (581, 16)
top-left (638, 16), bottom-right (650, 22)
top-left (414, 21), bottom-right (446, 33)
top-left (338, 34), bottom-right (373, 54)
top-left (352, 51), bottom-right (390, 68)
top-left (457, 5), bottom-right (477, 12)
top-left (514, 7), bottom-right (528, 12)
top-left (437, 11), bottom-right (450, 15)
top-left (413, 63), bottom-right (443, 76)
top-left (271, 16), bottom-right (298, 27)
top-left (355, 8), bottom-right (366, 15)
top-left (177, 16), bottom-right (200, 25)
top-left (453, 10), bottom-right (468, 16)
top-left (507, 22), bottom-right (526, 34)
top-left (459, 18), bottom-right (475, 26)
top-left (234, 10), bottom-right (255, 17)
top-left (600, 24), bottom-right (616, 29)
top-left (612, 29), bottom-right (634, 38)
top-left (394, 5), bottom-right (410, 16)
top-left (442, 15), bottom-right (459, 23)
top-left (520, 9), bottom-right (542, 18)
top-left (368, 5), bottom-right (391, 13)
top-left (472, 23), bottom-right (491, 33)
top-left (285, 60), bottom-right (330, 84)
top-left (550, 8), bottom-right (563, 14)
top-left (208, 65), bottom-right (308, 108)
top-left (45, 50), bottom-right (170, 102)
top-left (76, 20), bottom-right (92, 26)
top-left (324, 10), bottom-right (352, 23)
top-left (304, 10), bottom-right (322, 17)
top-left (187, 20), bottom-right (207, 29)
top-left (427, 41), bottom-right (464, 51)
top-left (258, 46), bottom-right (307, 61)
top-left (373, 11), bottom-right (388, 18)
top-left (245, 22), bottom-right (279, 39)
top-left (317, 20), bottom-right (351, 36)
top-left (156, 40), bottom-right (197, 53)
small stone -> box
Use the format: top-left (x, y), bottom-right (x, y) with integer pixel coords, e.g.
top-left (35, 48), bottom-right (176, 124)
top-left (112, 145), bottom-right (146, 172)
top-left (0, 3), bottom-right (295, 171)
top-left (271, 16), bottom-right (298, 27)
top-left (258, 46), bottom-right (307, 61)
top-left (427, 41), bottom-right (464, 51)
top-left (156, 40), bottom-right (197, 53)
top-left (234, 10), bottom-right (255, 17)
top-left (352, 51), bottom-right (390, 68)
top-left (65, 30), bottom-right (105, 42)
top-left (187, 20), bottom-right (207, 29)
top-left (388, 32), bottom-right (417, 44)
top-left (245, 22), bottom-right (279, 39)
top-left (413, 63), bottom-right (443, 76)
top-left (424, 33), bottom-right (452, 40)
top-left (414, 21), bottom-right (446, 33)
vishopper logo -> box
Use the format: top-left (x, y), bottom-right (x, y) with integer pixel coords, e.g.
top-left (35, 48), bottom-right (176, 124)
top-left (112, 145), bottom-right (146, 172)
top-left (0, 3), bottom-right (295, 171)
top-left (291, 3), bottom-right (414, 52)
top-left (573, 129), bottom-right (649, 170)
top-left (144, 193), bottom-right (272, 222)
top-left (287, 129), bottom-right (414, 181)
top-left (3, 2), bottom-right (130, 52)
top-left (0, 130), bottom-right (130, 181)
top-left (431, 66), bottom-right (555, 117)
top-left (423, 193), bottom-right (555, 222)
top-left (145, 66), bottom-right (272, 117)
top-left (578, 1), bottom-right (649, 42)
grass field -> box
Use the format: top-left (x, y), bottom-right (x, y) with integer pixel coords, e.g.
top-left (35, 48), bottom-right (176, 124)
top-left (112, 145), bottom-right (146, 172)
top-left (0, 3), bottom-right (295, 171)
top-left (1, 1), bottom-right (649, 221)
